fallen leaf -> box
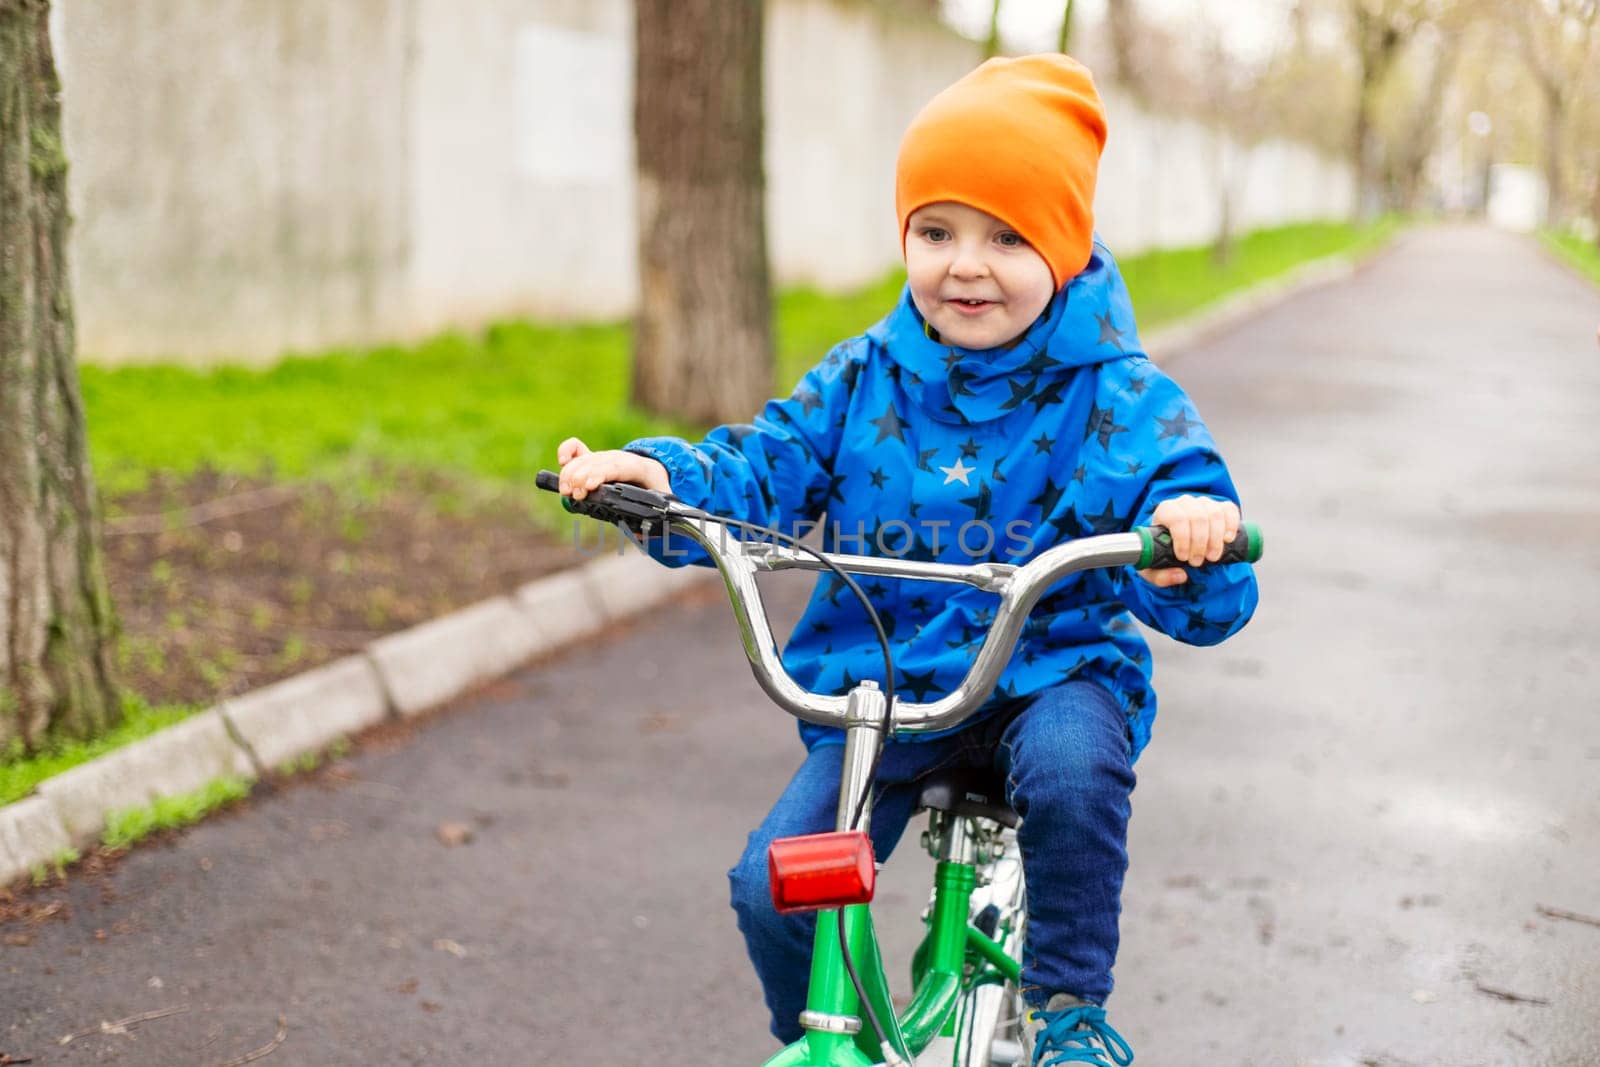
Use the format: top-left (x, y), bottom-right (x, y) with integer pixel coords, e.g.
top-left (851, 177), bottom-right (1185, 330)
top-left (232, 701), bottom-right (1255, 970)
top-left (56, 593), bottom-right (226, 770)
top-left (640, 711), bottom-right (686, 734)
top-left (395, 978), bottom-right (419, 995)
top-left (420, 1001), bottom-right (442, 1014)
top-left (432, 938), bottom-right (467, 958)
top-left (435, 822), bottom-right (473, 847)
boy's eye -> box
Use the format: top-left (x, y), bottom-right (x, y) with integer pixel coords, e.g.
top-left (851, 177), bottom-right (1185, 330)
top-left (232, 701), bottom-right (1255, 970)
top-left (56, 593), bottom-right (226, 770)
top-left (996, 231), bottom-right (1024, 248)
top-left (921, 227), bottom-right (950, 243)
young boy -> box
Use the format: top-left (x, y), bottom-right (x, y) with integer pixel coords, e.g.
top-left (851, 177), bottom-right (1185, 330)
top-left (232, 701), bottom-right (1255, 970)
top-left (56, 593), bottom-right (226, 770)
top-left (557, 54), bottom-right (1257, 1066)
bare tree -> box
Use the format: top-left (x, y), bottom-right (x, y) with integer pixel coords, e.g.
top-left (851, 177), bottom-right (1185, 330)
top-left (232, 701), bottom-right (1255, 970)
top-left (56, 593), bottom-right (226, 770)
top-left (1180, 13), bottom-right (1281, 264)
top-left (1502, 0), bottom-right (1599, 226)
top-left (633, 0), bottom-right (774, 425)
top-left (1, 0), bottom-right (120, 749)
top-left (985, 0), bottom-right (1004, 57)
top-left (1388, 21), bottom-right (1465, 211)
top-left (1570, 29), bottom-right (1600, 245)
top-left (1252, 1), bottom-right (1359, 158)
top-left (1349, 0), bottom-right (1430, 219)
top-left (1105, 0), bottom-right (1146, 99)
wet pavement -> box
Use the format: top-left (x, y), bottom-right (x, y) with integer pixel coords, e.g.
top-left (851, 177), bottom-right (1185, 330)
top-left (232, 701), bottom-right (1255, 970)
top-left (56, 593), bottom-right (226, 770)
top-left (3, 225), bottom-right (1598, 1066)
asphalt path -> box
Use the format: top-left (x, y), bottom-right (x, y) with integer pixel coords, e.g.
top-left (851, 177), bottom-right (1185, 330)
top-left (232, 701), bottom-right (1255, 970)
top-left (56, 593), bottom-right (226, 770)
top-left (3, 225), bottom-right (1598, 1066)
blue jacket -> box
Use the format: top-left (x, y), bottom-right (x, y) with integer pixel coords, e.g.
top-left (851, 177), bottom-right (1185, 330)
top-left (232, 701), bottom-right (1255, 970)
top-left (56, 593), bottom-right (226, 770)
top-left (625, 240), bottom-right (1257, 758)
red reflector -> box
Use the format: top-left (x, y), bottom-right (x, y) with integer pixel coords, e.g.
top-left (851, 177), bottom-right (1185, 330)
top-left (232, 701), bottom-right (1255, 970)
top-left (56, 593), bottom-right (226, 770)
top-left (768, 831), bottom-right (876, 914)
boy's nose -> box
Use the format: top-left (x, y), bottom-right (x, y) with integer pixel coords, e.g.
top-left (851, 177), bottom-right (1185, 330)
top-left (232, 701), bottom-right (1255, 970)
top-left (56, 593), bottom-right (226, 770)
top-left (949, 246), bottom-right (989, 278)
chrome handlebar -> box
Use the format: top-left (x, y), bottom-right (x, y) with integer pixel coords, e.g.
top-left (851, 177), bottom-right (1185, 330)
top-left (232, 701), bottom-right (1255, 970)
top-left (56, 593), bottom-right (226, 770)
top-left (533, 470), bottom-right (1260, 736)
top-left (651, 505), bottom-right (1149, 734)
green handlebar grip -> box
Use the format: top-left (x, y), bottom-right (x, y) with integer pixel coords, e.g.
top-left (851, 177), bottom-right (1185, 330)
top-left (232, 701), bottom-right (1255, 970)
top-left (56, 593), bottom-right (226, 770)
top-left (1136, 521), bottom-right (1263, 570)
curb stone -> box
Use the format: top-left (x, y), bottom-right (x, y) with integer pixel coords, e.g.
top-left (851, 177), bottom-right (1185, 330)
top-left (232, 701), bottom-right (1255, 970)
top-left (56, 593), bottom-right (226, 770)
top-left (577, 545), bottom-right (708, 624)
top-left (35, 708), bottom-right (256, 845)
top-left (515, 567), bottom-right (607, 647)
top-left (0, 552), bottom-right (711, 878)
top-left (0, 236), bottom-right (1393, 882)
top-left (367, 595), bottom-right (545, 718)
top-left (0, 797), bottom-right (73, 886)
top-left (220, 654), bottom-right (389, 771)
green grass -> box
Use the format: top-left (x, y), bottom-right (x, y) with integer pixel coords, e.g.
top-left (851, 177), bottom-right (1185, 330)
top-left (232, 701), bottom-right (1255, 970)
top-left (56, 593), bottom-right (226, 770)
top-left (80, 219), bottom-right (1392, 526)
top-left (29, 846), bottom-right (81, 886)
top-left (775, 272), bottom-right (909, 393)
top-left (1116, 219), bottom-right (1398, 328)
top-left (275, 738), bottom-right (347, 778)
top-left (100, 774), bottom-right (254, 850)
top-left (0, 696), bottom-right (201, 806)
top-left (1541, 229), bottom-right (1600, 287)
top-left (80, 321), bottom-right (699, 525)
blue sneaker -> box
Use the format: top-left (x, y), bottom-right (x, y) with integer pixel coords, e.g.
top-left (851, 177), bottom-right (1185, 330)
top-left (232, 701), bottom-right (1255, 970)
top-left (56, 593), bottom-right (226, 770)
top-left (1021, 994), bottom-right (1134, 1066)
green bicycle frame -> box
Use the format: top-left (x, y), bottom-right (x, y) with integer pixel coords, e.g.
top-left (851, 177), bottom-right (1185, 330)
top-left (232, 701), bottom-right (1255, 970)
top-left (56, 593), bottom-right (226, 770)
top-left (762, 684), bottom-right (1023, 1067)
top-left (535, 478), bottom-right (1264, 1066)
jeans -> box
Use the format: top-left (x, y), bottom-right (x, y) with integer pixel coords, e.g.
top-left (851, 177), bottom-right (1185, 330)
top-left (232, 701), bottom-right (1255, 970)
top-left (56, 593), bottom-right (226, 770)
top-left (728, 681), bottom-right (1137, 1044)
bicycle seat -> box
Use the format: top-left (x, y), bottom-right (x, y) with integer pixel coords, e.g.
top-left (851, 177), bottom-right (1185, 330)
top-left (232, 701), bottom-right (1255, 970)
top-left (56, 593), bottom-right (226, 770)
top-left (915, 768), bottom-right (1019, 829)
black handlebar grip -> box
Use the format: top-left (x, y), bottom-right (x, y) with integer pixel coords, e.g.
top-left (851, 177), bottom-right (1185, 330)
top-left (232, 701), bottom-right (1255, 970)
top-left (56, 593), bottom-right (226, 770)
top-left (535, 467), bottom-right (620, 523)
top-left (1135, 521), bottom-right (1263, 570)
top-left (534, 468), bottom-right (676, 531)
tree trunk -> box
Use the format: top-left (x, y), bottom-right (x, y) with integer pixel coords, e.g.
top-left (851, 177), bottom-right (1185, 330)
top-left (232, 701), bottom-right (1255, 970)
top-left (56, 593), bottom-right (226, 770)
top-left (1105, 0), bottom-right (1143, 100)
top-left (985, 0), bottom-right (1003, 58)
top-left (1395, 32), bottom-right (1461, 213)
top-left (1592, 176), bottom-right (1600, 251)
top-left (1352, 90), bottom-right (1376, 221)
top-left (1541, 81), bottom-right (1565, 228)
top-left (1478, 136), bottom-right (1494, 219)
top-left (0, 0), bottom-right (119, 750)
top-left (1350, 5), bottom-right (1402, 222)
top-left (1212, 185), bottom-right (1234, 267)
top-left (633, 0), bottom-right (774, 426)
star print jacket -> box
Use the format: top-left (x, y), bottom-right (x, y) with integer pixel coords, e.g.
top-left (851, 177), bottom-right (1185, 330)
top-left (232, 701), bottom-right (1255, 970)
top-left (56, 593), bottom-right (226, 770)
top-left (623, 239), bottom-right (1258, 758)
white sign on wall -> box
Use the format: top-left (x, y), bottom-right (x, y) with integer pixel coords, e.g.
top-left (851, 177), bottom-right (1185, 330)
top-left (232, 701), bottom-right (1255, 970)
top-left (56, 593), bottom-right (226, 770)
top-left (514, 24), bottom-right (629, 183)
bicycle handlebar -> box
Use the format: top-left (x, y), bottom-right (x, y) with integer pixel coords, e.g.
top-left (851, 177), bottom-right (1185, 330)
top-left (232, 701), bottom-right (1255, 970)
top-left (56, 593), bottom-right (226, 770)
top-left (535, 470), bottom-right (1262, 733)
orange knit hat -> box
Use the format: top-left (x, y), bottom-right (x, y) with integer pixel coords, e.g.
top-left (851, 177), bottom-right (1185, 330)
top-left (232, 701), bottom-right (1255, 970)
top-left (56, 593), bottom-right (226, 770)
top-left (895, 54), bottom-right (1107, 287)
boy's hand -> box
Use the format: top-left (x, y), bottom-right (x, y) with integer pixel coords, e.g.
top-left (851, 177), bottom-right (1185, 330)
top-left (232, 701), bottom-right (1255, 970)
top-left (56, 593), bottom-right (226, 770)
top-left (1136, 495), bottom-right (1241, 588)
top-left (556, 437), bottom-right (671, 500)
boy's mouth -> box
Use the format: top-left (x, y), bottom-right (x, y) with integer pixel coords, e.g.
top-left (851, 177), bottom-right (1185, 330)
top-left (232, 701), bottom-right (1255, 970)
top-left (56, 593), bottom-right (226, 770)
top-left (946, 298), bottom-right (997, 316)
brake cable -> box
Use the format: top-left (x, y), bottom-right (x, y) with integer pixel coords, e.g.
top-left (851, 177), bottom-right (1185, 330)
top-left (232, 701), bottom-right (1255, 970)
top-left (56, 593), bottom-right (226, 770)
top-left (673, 509), bottom-right (898, 831)
top-left (657, 508), bottom-right (905, 1059)
top-left (544, 473), bottom-right (905, 1057)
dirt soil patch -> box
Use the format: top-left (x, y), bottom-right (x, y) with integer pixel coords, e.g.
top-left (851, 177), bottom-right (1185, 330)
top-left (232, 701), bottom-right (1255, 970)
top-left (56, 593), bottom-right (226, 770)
top-left (102, 469), bottom-right (583, 707)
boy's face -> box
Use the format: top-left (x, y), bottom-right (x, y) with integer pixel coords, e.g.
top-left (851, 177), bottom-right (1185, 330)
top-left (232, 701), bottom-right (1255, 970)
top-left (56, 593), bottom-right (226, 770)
top-left (905, 202), bottom-right (1055, 351)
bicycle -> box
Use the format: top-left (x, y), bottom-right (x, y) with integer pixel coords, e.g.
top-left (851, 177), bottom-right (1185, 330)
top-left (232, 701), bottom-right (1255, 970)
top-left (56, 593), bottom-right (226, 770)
top-left (536, 470), bottom-right (1262, 1066)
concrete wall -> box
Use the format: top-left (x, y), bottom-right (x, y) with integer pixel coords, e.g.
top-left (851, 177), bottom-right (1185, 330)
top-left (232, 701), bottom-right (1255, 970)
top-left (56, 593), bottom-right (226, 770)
top-left (406, 0), bottom-right (638, 335)
top-left (765, 0), bottom-right (980, 291)
top-left (1095, 87), bottom-right (1358, 254)
top-left (57, 1), bottom-right (412, 362)
top-left (54, 0), bottom-right (1354, 366)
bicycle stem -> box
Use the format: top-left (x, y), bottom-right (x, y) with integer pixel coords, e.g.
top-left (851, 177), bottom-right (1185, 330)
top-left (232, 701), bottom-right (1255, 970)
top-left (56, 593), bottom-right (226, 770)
top-left (836, 682), bottom-right (888, 833)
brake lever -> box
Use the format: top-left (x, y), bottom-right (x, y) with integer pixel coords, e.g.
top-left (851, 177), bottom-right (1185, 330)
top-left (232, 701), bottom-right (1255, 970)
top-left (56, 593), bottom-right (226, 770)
top-left (534, 470), bottom-right (679, 533)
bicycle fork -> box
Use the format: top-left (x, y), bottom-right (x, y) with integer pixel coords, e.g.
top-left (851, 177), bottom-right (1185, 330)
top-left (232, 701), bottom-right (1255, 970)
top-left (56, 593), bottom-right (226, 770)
top-left (764, 682), bottom-right (1017, 1067)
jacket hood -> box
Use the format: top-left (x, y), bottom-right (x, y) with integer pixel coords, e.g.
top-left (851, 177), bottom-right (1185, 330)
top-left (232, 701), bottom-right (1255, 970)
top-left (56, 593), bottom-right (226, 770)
top-left (866, 241), bottom-right (1142, 425)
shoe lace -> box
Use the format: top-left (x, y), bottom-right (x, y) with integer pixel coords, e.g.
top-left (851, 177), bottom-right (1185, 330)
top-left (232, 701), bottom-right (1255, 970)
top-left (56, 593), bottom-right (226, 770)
top-left (1031, 1004), bottom-right (1134, 1066)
